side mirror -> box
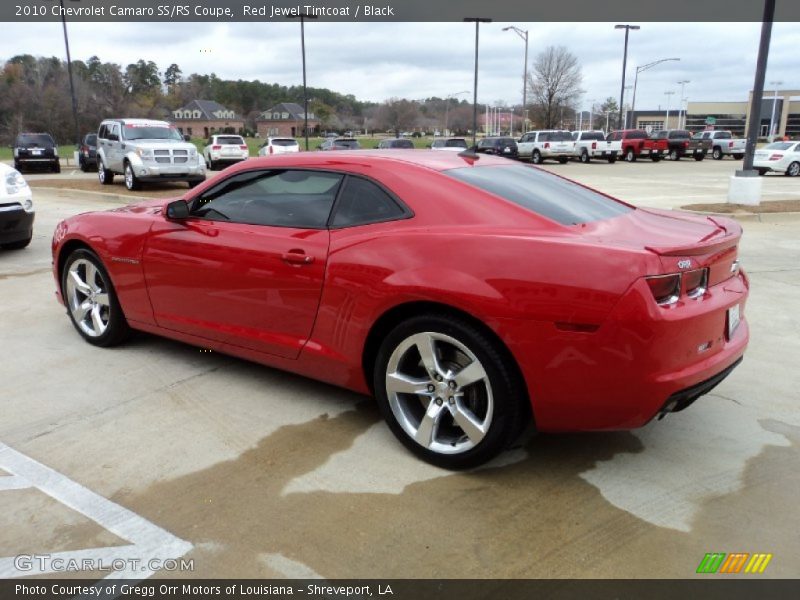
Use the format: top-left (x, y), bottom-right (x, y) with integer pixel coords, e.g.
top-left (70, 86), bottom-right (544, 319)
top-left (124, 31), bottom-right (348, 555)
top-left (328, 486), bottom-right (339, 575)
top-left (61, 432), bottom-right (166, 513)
top-left (184, 134), bottom-right (191, 142)
top-left (166, 200), bottom-right (190, 220)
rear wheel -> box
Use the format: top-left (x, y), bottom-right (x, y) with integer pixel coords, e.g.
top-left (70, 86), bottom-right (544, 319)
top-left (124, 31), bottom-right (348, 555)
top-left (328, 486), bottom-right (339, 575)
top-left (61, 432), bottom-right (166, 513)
top-left (579, 150), bottom-right (590, 163)
top-left (531, 150), bottom-right (542, 164)
top-left (374, 314), bottom-right (530, 469)
top-left (669, 149), bottom-right (680, 161)
top-left (712, 147), bottom-right (723, 160)
top-left (624, 148), bottom-right (636, 162)
top-left (786, 162), bottom-right (800, 177)
top-left (52, 162), bottom-right (61, 173)
top-left (98, 159), bottom-right (114, 185)
top-left (62, 249), bottom-right (131, 347)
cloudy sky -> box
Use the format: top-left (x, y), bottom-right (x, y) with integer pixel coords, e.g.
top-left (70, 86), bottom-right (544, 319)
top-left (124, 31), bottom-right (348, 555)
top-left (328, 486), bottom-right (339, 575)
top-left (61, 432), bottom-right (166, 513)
top-left (3, 21), bottom-right (798, 111)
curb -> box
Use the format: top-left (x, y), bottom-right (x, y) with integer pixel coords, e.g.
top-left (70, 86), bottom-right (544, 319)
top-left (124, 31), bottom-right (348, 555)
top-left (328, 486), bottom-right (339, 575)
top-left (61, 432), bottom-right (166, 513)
top-left (30, 186), bottom-right (162, 203)
top-left (680, 207), bottom-right (800, 223)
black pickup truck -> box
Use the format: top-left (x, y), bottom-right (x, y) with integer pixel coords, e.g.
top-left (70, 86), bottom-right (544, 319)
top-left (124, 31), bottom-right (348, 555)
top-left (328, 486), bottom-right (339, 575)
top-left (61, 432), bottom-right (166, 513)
top-left (650, 129), bottom-right (712, 161)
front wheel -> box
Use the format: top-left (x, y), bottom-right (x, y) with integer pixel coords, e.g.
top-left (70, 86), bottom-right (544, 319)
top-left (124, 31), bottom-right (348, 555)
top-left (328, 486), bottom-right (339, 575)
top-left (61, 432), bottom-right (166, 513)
top-left (374, 314), bottom-right (530, 469)
top-left (786, 161), bottom-right (800, 177)
top-left (124, 162), bottom-right (141, 191)
top-left (62, 249), bottom-right (131, 347)
top-left (694, 153), bottom-right (706, 161)
top-left (530, 150), bottom-right (542, 164)
top-left (624, 148), bottom-right (636, 162)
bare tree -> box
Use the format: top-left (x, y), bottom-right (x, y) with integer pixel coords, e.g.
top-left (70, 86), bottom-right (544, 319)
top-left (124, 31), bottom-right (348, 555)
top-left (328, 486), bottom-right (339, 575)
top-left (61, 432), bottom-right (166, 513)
top-left (527, 46), bottom-right (583, 129)
top-left (376, 98), bottom-right (419, 135)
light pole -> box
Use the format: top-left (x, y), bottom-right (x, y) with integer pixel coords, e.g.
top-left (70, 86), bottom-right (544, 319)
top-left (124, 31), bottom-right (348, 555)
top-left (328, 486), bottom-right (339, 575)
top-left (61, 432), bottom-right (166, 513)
top-left (502, 26), bottom-right (529, 127)
top-left (768, 80), bottom-right (783, 141)
top-left (664, 91), bottom-right (675, 128)
top-left (444, 90), bottom-right (469, 136)
top-left (615, 24), bottom-right (640, 131)
top-left (287, 12), bottom-right (318, 151)
top-left (465, 17), bottom-right (492, 148)
top-left (628, 57), bottom-right (679, 129)
top-left (677, 80), bottom-right (690, 128)
top-left (59, 0), bottom-right (80, 154)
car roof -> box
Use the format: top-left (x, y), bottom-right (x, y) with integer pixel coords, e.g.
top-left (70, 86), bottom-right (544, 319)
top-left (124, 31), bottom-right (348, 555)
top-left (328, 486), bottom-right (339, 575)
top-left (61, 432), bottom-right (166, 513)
top-left (104, 118), bottom-right (171, 126)
top-left (222, 149), bottom-right (509, 173)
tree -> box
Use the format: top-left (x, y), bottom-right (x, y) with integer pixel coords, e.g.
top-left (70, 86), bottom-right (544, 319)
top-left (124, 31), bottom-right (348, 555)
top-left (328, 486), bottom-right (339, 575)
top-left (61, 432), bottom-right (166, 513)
top-left (527, 46), bottom-right (583, 129)
top-left (376, 98), bottom-right (419, 135)
top-left (163, 63), bottom-right (183, 88)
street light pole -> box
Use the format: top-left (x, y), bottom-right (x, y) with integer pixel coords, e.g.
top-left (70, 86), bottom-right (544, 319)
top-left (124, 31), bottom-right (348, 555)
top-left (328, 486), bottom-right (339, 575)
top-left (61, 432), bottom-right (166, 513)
top-left (629, 57), bottom-right (680, 129)
top-left (677, 80), bottom-right (690, 128)
top-left (59, 0), bottom-right (80, 152)
top-left (615, 24), bottom-right (640, 132)
top-left (287, 12), bottom-right (317, 151)
top-left (502, 26), bottom-right (529, 130)
top-left (768, 80), bottom-right (783, 141)
top-left (465, 17), bottom-right (492, 148)
top-left (664, 91), bottom-right (675, 128)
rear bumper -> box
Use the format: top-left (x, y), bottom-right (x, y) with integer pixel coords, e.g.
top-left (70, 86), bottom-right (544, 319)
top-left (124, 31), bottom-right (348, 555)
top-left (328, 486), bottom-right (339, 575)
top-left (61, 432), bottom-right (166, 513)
top-left (655, 357), bottom-right (742, 418)
top-left (493, 270), bottom-right (750, 431)
top-left (0, 207), bottom-right (34, 244)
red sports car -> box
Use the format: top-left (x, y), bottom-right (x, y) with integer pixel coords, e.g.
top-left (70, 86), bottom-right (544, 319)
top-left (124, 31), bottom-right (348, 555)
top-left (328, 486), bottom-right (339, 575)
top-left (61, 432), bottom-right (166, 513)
top-left (52, 151), bottom-right (749, 469)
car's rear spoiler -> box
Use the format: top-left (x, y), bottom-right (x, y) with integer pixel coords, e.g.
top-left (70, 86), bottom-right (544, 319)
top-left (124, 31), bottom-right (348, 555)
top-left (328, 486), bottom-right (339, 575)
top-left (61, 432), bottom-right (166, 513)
top-left (645, 216), bottom-right (742, 257)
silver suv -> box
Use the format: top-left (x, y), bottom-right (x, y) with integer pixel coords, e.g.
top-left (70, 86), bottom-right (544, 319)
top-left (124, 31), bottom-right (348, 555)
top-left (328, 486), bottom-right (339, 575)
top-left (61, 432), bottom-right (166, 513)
top-left (96, 119), bottom-right (205, 191)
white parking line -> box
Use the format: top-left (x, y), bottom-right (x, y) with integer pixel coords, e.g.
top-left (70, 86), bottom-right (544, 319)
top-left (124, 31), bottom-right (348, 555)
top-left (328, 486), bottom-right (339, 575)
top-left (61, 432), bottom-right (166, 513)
top-left (0, 442), bottom-right (192, 579)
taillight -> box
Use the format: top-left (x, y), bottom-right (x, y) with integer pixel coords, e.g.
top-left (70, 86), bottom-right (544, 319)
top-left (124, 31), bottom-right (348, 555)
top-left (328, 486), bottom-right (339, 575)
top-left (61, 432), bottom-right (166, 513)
top-left (728, 141), bottom-right (734, 148)
top-left (269, 146), bottom-right (273, 154)
top-left (683, 141), bottom-right (689, 147)
top-left (769, 153), bottom-right (782, 161)
top-left (212, 145), bottom-right (221, 150)
top-left (240, 145), bottom-right (248, 150)
top-left (544, 142), bottom-right (550, 149)
top-left (591, 142), bottom-right (597, 150)
top-left (683, 268), bottom-right (708, 299)
top-left (646, 274), bottom-right (681, 306)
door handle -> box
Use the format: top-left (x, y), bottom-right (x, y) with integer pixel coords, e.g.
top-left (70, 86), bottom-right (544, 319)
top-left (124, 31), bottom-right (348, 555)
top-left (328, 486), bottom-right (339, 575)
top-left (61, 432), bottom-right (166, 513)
top-left (282, 250), bottom-right (314, 265)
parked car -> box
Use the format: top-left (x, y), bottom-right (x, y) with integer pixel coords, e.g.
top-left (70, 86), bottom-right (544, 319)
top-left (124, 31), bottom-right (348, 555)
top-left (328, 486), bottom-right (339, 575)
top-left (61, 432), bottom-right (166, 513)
top-left (606, 129), bottom-right (668, 162)
top-left (203, 134), bottom-right (249, 170)
top-left (694, 130), bottom-right (746, 160)
top-left (12, 133), bottom-right (60, 173)
top-left (78, 133), bottom-right (98, 172)
top-left (430, 138), bottom-right (468, 152)
top-left (572, 130), bottom-right (621, 163)
top-left (96, 119), bottom-right (206, 191)
top-left (475, 136), bottom-right (518, 159)
top-left (651, 129), bottom-right (711, 161)
top-left (753, 141), bottom-right (800, 176)
top-left (51, 152), bottom-right (749, 469)
top-left (517, 130), bottom-right (575, 164)
top-left (0, 163), bottom-right (34, 249)
top-left (377, 138), bottom-right (415, 149)
top-left (258, 137), bottom-right (301, 156)
top-left (319, 138), bottom-right (361, 151)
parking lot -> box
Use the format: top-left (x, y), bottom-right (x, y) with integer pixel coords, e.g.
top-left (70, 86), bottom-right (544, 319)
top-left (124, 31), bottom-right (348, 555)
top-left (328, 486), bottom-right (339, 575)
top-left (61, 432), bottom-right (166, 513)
top-left (1, 158), bottom-right (799, 579)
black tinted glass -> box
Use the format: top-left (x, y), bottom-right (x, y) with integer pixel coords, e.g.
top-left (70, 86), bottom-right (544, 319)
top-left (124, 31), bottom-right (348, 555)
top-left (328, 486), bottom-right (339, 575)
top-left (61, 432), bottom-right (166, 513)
top-left (445, 165), bottom-right (631, 226)
top-left (581, 132), bottom-right (605, 141)
top-left (16, 134), bottom-right (54, 147)
top-left (217, 136), bottom-right (244, 145)
top-left (445, 139), bottom-right (468, 148)
top-left (332, 177), bottom-right (406, 227)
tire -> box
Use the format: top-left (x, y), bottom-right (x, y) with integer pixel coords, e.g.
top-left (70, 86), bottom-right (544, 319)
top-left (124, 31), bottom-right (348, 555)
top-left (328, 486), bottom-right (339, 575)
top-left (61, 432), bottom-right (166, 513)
top-left (530, 150), bottom-right (542, 164)
top-left (373, 313), bottom-right (530, 469)
top-left (579, 151), bottom-right (590, 164)
top-left (1, 236), bottom-right (32, 250)
top-left (786, 162), bottom-right (800, 177)
top-left (98, 159), bottom-right (114, 185)
top-left (558, 157), bottom-right (569, 164)
top-left (669, 149), bottom-right (680, 161)
top-left (79, 159), bottom-right (88, 173)
top-left (624, 148), bottom-right (636, 162)
top-left (757, 169), bottom-right (767, 176)
top-left (608, 156), bottom-right (617, 163)
top-left (13, 162), bottom-right (22, 172)
top-left (733, 154), bottom-right (744, 160)
top-left (712, 147), bottom-right (723, 160)
top-left (651, 155), bottom-right (662, 162)
top-left (123, 161), bottom-right (141, 191)
top-left (53, 162), bottom-right (61, 173)
top-left (61, 248), bottom-right (131, 347)
top-left (694, 153), bottom-right (705, 161)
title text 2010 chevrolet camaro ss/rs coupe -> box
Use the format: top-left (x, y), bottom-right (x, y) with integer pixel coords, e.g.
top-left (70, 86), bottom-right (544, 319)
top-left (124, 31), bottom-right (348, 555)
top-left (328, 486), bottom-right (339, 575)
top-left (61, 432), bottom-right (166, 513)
top-left (52, 151), bottom-right (749, 469)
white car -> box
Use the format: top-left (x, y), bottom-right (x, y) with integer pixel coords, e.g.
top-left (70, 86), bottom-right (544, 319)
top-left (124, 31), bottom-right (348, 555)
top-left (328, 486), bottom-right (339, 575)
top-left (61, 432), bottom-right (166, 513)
top-left (754, 141), bottom-right (800, 176)
top-left (203, 134), bottom-right (249, 170)
top-left (517, 130), bottom-right (575, 163)
top-left (258, 137), bottom-right (300, 156)
top-left (430, 138), bottom-right (468, 152)
top-left (0, 163), bottom-right (34, 249)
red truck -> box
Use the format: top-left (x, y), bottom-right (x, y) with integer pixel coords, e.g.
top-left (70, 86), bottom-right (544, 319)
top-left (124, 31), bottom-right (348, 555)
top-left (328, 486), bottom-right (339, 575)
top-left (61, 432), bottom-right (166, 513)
top-left (606, 129), bottom-right (669, 162)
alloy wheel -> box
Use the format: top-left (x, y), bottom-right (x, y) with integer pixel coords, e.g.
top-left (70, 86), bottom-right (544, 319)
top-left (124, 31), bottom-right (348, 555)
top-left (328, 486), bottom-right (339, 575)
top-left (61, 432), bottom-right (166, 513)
top-left (65, 258), bottom-right (111, 337)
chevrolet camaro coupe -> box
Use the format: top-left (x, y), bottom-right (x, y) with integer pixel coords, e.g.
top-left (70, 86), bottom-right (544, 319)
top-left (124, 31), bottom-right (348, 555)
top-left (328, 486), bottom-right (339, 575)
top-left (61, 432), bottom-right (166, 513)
top-left (52, 151), bottom-right (749, 468)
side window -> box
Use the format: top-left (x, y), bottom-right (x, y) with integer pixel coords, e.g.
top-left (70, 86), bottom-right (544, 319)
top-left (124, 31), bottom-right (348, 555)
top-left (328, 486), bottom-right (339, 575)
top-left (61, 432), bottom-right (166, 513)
top-left (192, 169), bottom-right (343, 229)
top-left (331, 176), bottom-right (408, 228)
top-left (98, 125), bottom-right (108, 140)
top-left (109, 124), bottom-right (120, 141)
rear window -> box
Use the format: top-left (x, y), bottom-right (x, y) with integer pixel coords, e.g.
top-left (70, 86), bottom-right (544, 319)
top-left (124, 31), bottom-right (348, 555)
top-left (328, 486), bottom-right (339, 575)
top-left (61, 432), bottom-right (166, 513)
top-left (272, 138), bottom-right (298, 146)
top-left (713, 131), bottom-right (731, 139)
top-left (390, 139), bottom-right (414, 148)
top-left (217, 136), bottom-right (244, 145)
top-left (580, 132), bottom-right (605, 141)
top-left (626, 130), bottom-right (647, 140)
top-left (444, 164), bottom-right (631, 226)
top-left (84, 134), bottom-right (97, 145)
top-left (334, 139), bottom-right (360, 149)
top-left (445, 139), bottom-right (468, 148)
top-left (765, 142), bottom-right (793, 151)
top-left (16, 133), bottom-right (55, 147)
top-left (668, 130), bottom-right (691, 139)
top-left (542, 131), bottom-right (573, 142)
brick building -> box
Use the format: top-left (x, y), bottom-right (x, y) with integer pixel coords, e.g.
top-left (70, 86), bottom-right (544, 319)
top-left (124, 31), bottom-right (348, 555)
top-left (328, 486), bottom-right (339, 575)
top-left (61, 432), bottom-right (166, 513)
top-left (170, 100), bottom-right (245, 139)
top-left (256, 103), bottom-right (319, 138)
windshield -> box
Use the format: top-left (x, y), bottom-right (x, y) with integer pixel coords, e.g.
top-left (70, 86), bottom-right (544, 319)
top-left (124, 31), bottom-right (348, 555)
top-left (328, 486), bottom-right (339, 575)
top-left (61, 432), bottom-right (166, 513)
top-left (445, 164), bottom-right (631, 226)
top-left (123, 124), bottom-right (183, 141)
top-left (16, 134), bottom-right (54, 147)
top-left (445, 139), bottom-right (468, 148)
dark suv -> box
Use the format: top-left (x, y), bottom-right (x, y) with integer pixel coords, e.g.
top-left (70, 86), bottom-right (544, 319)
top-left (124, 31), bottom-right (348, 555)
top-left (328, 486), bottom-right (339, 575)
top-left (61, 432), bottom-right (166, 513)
top-left (13, 133), bottom-right (60, 173)
top-left (376, 138), bottom-right (414, 149)
top-left (476, 136), bottom-right (518, 159)
top-left (78, 133), bottom-right (98, 172)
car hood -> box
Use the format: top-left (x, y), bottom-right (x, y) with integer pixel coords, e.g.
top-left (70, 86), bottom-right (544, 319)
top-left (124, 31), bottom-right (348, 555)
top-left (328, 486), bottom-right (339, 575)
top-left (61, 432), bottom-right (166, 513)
top-left (110, 197), bottom-right (175, 215)
top-left (127, 141), bottom-right (196, 152)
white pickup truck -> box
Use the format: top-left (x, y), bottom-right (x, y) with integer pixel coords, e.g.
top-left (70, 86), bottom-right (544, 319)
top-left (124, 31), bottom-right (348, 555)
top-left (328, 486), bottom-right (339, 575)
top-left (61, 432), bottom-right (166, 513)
top-left (693, 130), bottom-right (746, 160)
top-left (572, 131), bottom-right (621, 163)
top-left (517, 130), bottom-right (575, 164)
